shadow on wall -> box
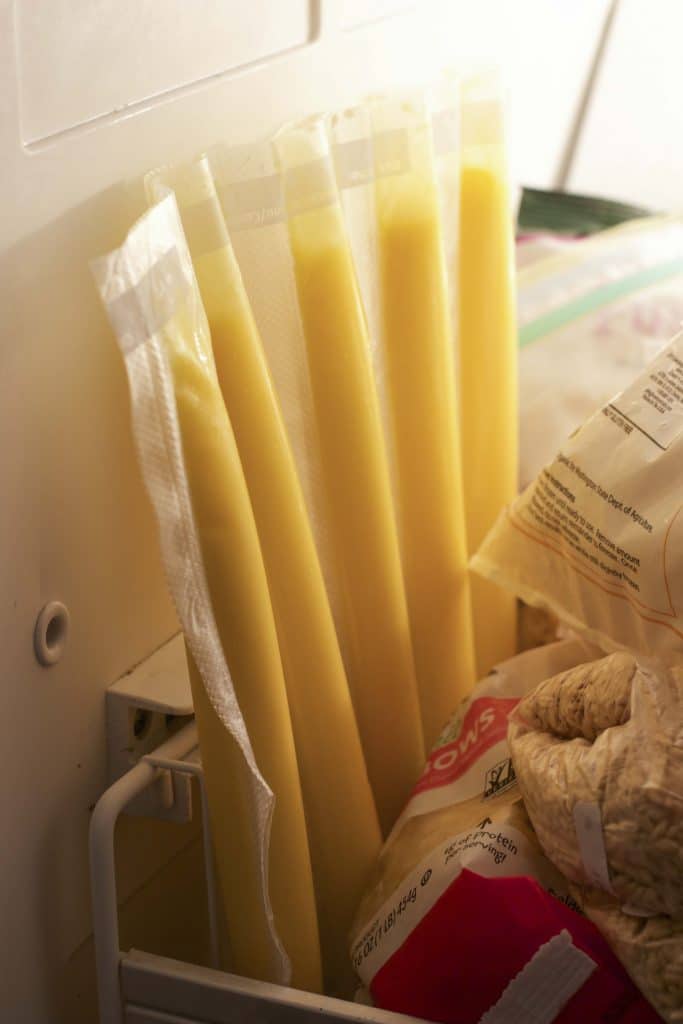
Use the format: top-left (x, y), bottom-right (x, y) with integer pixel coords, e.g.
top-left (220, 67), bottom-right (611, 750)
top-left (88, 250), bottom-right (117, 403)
top-left (57, 829), bottom-right (212, 1022)
top-left (2, 181), bottom-right (206, 1022)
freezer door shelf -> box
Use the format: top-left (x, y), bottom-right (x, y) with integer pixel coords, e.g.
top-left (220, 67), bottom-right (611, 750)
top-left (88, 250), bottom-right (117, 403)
top-left (122, 949), bottom-right (424, 1024)
top-left (90, 717), bottom-right (424, 1024)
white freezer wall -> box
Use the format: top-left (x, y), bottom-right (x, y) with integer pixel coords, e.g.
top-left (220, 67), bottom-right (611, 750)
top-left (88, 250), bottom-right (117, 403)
top-left (0, 2), bottom-right (611, 1022)
top-left (567, 0), bottom-right (683, 208)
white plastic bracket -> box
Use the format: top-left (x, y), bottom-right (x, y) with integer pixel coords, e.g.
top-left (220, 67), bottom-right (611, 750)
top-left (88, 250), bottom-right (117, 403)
top-left (106, 632), bottom-right (195, 822)
top-left (90, 719), bottom-right (220, 1024)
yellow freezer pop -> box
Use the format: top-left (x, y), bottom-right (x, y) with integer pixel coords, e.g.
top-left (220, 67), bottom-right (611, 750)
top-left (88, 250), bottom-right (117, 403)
top-left (160, 288), bottom-right (322, 992)
top-left (275, 121), bottom-right (425, 836)
top-left (458, 78), bottom-right (518, 676)
top-left (375, 110), bottom-right (476, 749)
top-left (146, 160), bottom-right (382, 996)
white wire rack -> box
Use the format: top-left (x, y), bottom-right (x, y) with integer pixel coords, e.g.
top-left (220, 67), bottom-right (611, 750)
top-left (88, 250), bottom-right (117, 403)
top-left (89, 719), bottom-right (421, 1024)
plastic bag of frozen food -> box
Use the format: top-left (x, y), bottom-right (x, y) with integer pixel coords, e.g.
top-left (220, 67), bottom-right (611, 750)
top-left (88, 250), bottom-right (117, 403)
top-left (211, 126), bottom-right (425, 841)
top-left (328, 88), bottom-right (476, 751)
top-left (144, 155), bottom-right (381, 998)
top-left (571, 887), bottom-right (683, 1024)
top-left (273, 115), bottom-right (425, 835)
top-left (350, 640), bottom-right (660, 1023)
top-left (517, 215), bottom-right (683, 487)
top-left (473, 330), bottom-right (683, 666)
top-left (369, 89), bottom-right (476, 747)
top-left (458, 70), bottom-right (519, 678)
top-left (509, 651), bottom-right (683, 916)
top-left (508, 651), bottom-right (683, 1022)
top-left (92, 195), bottom-right (322, 990)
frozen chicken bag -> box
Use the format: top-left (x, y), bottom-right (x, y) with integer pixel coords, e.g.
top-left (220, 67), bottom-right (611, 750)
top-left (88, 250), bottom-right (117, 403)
top-left (350, 640), bottom-right (660, 1024)
top-left (473, 330), bottom-right (683, 666)
top-left (92, 195), bottom-right (322, 990)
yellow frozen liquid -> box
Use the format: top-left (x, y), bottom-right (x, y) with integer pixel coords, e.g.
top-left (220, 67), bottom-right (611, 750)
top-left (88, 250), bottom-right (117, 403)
top-left (459, 158), bottom-right (518, 676)
top-left (377, 171), bottom-right (476, 749)
top-left (162, 295), bottom-right (322, 992)
top-left (286, 199), bottom-right (424, 835)
top-left (188, 216), bottom-right (382, 994)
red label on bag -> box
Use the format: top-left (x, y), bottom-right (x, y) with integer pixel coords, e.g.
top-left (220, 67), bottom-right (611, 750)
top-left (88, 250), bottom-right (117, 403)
top-left (370, 872), bottom-right (661, 1024)
top-left (414, 697), bottom-right (519, 795)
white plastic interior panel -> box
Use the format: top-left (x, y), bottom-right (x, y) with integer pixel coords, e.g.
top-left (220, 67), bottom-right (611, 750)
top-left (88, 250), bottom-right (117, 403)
top-left (16, 0), bottom-right (312, 146)
top-left (0, 2), bottom-right (612, 1021)
top-left (341, 0), bottom-right (418, 30)
top-left (106, 633), bottom-right (194, 821)
top-left (108, 633), bottom-right (192, 717)
top-left (568, 0), bottom-right (683, 209)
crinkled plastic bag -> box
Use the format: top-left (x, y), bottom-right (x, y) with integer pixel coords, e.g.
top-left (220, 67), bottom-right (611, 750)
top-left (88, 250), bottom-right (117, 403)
top-left (350, 640), bottom-right (659, 1023)
top-left (474, 330), bottom-right (683, 666)
top-left (517, 215), bottom-right (683, 487)
top-left (508, 651), bottom-right (683, 1022)
top-left (508, 651), bottom-right (683, 918)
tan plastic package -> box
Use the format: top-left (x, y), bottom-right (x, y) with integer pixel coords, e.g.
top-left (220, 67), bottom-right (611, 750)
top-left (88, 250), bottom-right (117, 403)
top-left (92, 195), bottom-right (321, 990)
top-left (572, 886), bottom-right (683, 1023)
top-left (508, 652), bottom-right (683, 1021)
top-left (473, 330), bottom-right (683, 666)
top-left (508, 652), bottom-right (683, 918)
top-left (144, 157), bottom-right (382, 996)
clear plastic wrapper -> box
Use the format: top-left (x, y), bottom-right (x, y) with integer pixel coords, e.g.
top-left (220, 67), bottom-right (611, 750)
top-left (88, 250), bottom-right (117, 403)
top-left (144, 157), bottom-right (381, 996)
top-left (458, 70), bottom-right (518, 678)
top-left (368, 90), bottom-right (475, 747)
top-left (328, 85), bottom-right (475, 749)
top-left (92, 195), bottom-right (321, 991)
top-left (274, 115), bottom-right (425, 835)
top-left (508, 652), bottom-right (683, 918)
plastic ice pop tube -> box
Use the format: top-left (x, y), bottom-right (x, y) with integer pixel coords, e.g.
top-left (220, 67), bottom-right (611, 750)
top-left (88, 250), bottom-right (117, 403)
top-left (371, 95), bottom-right (476, 749)
top-left (274, 117), bottom-right (425, 836)
top-left (94, 195), bottom-right (322, 992)
top-left (145, 158), bottom-right (382, 996)
top-left (458, 72), bottom-right (518, 676)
